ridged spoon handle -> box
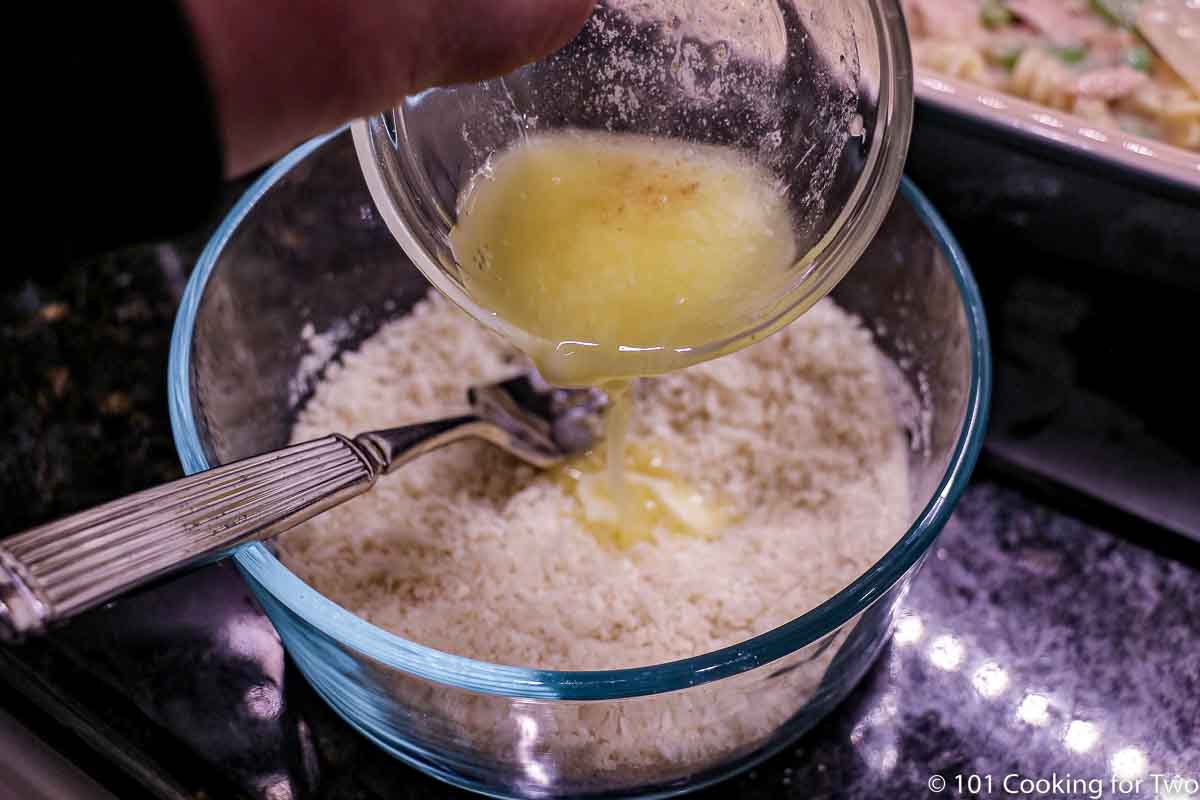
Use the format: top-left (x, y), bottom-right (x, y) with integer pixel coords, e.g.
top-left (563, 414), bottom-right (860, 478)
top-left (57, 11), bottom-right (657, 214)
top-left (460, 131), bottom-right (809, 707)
top-left (0, 435), bottom-right (380, 642)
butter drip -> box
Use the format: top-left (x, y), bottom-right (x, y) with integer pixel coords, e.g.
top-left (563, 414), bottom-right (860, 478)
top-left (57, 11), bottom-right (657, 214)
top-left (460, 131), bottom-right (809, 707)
top-left (450, 130), bottom-right (793, 546)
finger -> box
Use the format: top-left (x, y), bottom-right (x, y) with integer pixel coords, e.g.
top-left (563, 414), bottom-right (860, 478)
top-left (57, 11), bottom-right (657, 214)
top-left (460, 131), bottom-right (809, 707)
top-left (351, 0), bottom-right (601, 91)
top-left (183, 0), bottom-right (598, 177)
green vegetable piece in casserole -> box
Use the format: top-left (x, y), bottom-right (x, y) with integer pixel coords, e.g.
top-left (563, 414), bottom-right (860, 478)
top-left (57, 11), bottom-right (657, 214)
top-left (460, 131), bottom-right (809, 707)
top-left (1089, 0), bottom-right (1143, 29)
top-left (986, 43), bottom-right (1025, 71)
top-left (1054, 45), bottom-right (1090, 64)
top-left (980, 1), bottom-right (1015, 29)
top-left (1123, 45), bottom-right (1153, 72)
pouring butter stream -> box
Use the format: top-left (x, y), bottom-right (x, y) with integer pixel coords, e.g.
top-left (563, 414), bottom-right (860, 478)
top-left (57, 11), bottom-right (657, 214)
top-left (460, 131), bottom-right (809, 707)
top-left (450, 130), bottom-right (798, 547)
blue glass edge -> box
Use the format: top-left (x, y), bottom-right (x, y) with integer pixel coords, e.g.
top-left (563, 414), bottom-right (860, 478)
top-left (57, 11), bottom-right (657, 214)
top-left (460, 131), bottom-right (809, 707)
top-left (168, 129), bottom-right (341, 473)
top-left (168, 131), bottom-right (992, 701)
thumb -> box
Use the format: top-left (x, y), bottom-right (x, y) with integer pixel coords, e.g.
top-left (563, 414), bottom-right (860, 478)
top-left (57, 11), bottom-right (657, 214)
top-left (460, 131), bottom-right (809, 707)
top-left (377, 0), bottom-right (602, 89)
top-left (183, 0), bottom-right (598, 177)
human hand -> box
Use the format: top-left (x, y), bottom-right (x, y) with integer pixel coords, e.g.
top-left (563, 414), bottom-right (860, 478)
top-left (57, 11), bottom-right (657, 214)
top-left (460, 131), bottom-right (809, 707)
top-left (181, 0), bottom-right (598, 177)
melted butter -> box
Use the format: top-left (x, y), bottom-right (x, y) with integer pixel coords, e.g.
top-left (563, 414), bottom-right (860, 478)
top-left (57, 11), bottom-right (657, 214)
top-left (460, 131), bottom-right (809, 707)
top-left (554, 439), bottom-right (730, 551)
top-left (602, 379), bottom-right (632, 517)
top-left (450, 130), bottom-right (786, 545)
top-left (449, 130), bottom-right (798, 387)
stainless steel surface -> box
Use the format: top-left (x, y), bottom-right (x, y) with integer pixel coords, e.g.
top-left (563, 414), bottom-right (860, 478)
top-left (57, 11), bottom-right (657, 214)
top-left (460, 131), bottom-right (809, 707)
top-left (357, 376), bottom-right (606, 474)
top-left (914, 72), bottom-right (1200, 196)
top-left (0, 376), bottom-right (602, 642)
top-left (0, 435), bottom-right (377, 644)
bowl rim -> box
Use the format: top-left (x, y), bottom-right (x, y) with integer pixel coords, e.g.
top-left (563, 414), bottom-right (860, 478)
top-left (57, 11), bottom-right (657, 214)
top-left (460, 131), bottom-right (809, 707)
top-left (351, 0), bottom-right (916, 384)
top-left (914, 71), bottom-right (1200, 199)
top-left (169, 127), bottom-right (991, 701)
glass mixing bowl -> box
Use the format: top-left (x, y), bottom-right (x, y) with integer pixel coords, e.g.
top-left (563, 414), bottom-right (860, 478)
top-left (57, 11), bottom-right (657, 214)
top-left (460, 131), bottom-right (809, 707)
top-left (169, 129), bottom-right (987, 799)
top-left (352, 0), bottom-right (914, 376)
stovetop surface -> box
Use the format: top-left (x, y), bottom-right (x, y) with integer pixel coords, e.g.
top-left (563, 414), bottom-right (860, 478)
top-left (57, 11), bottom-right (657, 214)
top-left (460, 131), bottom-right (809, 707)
top-left (1, 130), bottom-right (1197, 799)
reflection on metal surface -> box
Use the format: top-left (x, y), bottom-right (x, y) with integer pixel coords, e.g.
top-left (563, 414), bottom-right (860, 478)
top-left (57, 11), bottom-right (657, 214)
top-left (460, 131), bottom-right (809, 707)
top-left (1063, 720), bottom-right (1101, 753)
top-left (1124, 142), bottom-right (1156, 157)
top-left (1032, 113), bottom-right (1064, 130)
top-left (928, 635), bottom-right (964, 671)
top-left (1016, 693), bottom-right (1051, 726)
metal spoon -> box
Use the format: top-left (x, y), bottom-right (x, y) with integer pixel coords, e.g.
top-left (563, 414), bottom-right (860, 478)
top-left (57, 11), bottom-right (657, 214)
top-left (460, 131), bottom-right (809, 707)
top-left (0, 375), bottom-right (606, 642)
